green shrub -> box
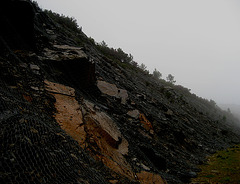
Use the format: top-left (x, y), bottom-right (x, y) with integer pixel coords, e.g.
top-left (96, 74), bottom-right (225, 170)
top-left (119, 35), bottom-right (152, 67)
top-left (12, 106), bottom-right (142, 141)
top-left (97, 41), bottom-right (134, 65)
top-left (44, 10), bottom-right (80, 32)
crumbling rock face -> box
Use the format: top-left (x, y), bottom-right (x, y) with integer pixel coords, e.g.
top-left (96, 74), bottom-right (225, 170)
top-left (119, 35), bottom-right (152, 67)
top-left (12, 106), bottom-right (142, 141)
top-left (127, 110), bottom-right (154, 134)
top-left (139, 113), bottom-right (154, 132)
top-left (43, 45), bottom-right (88, 61)
top-left (0, 53), bottom-right (109, 184)
top-left (45, 80), bottom-right (87, 146)
top-left (45, 80), bottom-right (167, 183)
top-left (41, 45), bottom-right (96, 90)
top-left (83, 100), bottom-right (126, 151)
top-left (1, 1), bottom-right (240, 184)
top-left (45, 80), bottom-right (134, 181)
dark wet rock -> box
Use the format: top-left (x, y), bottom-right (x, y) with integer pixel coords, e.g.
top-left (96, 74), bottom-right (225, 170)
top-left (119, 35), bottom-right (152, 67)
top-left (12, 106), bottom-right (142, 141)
top-left (30, 64), bottom-right (40, 70)
top-left (40, 47), bottom-right (96, 90)
top-left (179, 171), bottom-right (197, 183)
top-left (1, 1), bottom-right (240, 184)
top-left (165, 109), bottom-right (173, 117)
top-left (188, 171), bottom-right (197, 178)
top-left (127, 109), bottom-right (140, 119)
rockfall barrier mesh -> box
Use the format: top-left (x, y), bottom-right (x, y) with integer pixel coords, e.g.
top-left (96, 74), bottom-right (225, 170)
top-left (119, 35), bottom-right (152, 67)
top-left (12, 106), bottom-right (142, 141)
top-left (0, 55), bottom-right (109, 184)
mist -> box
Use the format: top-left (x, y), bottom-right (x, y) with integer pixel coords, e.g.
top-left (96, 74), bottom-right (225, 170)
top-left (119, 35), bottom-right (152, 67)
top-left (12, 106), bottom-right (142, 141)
top-left (36, 0), bottom-right (240, 106)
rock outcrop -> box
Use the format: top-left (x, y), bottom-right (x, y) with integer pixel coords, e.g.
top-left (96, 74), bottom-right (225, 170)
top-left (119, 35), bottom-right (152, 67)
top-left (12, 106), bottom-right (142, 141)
top-left (45, 79), bottom-right (165, 183)
top-left (97, 80), bottom-right (128, 104)
top-left (1, 1), bottom-right (240, 184)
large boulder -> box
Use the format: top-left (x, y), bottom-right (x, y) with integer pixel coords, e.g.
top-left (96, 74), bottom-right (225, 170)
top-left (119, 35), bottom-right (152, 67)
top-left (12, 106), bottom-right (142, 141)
top-left (97, 80), bottom-right (128, 104)
top-left (41, 45), bottom-right (96, 90)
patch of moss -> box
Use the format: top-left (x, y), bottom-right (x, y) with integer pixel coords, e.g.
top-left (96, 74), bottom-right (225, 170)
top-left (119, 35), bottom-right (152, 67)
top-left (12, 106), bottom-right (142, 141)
top-left (191, 145), bottom-right (240, 183)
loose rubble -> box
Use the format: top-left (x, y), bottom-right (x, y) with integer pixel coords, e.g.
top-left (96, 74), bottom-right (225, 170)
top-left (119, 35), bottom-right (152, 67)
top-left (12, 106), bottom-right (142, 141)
top-left (1, 1), bottom-right (240, 184)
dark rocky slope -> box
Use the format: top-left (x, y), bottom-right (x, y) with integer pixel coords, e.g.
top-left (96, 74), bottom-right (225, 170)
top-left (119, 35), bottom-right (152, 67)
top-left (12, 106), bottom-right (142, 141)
top-left (1, 1), bottom-right (240, 183)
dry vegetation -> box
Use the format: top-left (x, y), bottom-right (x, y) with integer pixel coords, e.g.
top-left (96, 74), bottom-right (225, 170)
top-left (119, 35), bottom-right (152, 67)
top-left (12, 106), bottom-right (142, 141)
top-left (192, 145), bottom-right (240, 184)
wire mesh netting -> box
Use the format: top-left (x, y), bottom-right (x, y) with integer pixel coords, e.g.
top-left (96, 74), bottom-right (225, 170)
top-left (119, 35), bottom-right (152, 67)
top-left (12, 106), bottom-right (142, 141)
top-left (0, 52), bottom-right (109, 184)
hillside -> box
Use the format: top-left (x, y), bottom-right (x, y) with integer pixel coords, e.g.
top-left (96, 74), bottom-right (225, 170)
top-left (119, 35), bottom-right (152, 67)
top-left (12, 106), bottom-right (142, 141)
top-left (219, 104), bottom-right (240, 122)
top-left (1, 1), bottom-right (240, 183)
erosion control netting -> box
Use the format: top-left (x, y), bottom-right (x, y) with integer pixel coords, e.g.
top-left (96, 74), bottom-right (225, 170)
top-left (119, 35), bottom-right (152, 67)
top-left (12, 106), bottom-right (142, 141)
top-left (0, 54), bottom-right (109, 184)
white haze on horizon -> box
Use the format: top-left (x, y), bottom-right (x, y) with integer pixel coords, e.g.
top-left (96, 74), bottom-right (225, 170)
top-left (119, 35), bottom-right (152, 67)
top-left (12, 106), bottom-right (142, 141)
top-left (35, 0), bottom-right (240, 106)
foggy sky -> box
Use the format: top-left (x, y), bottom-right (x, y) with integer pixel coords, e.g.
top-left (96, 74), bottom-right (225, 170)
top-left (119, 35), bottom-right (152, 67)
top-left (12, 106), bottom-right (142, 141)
top-left (36, 0), bottom-right (240, 105)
